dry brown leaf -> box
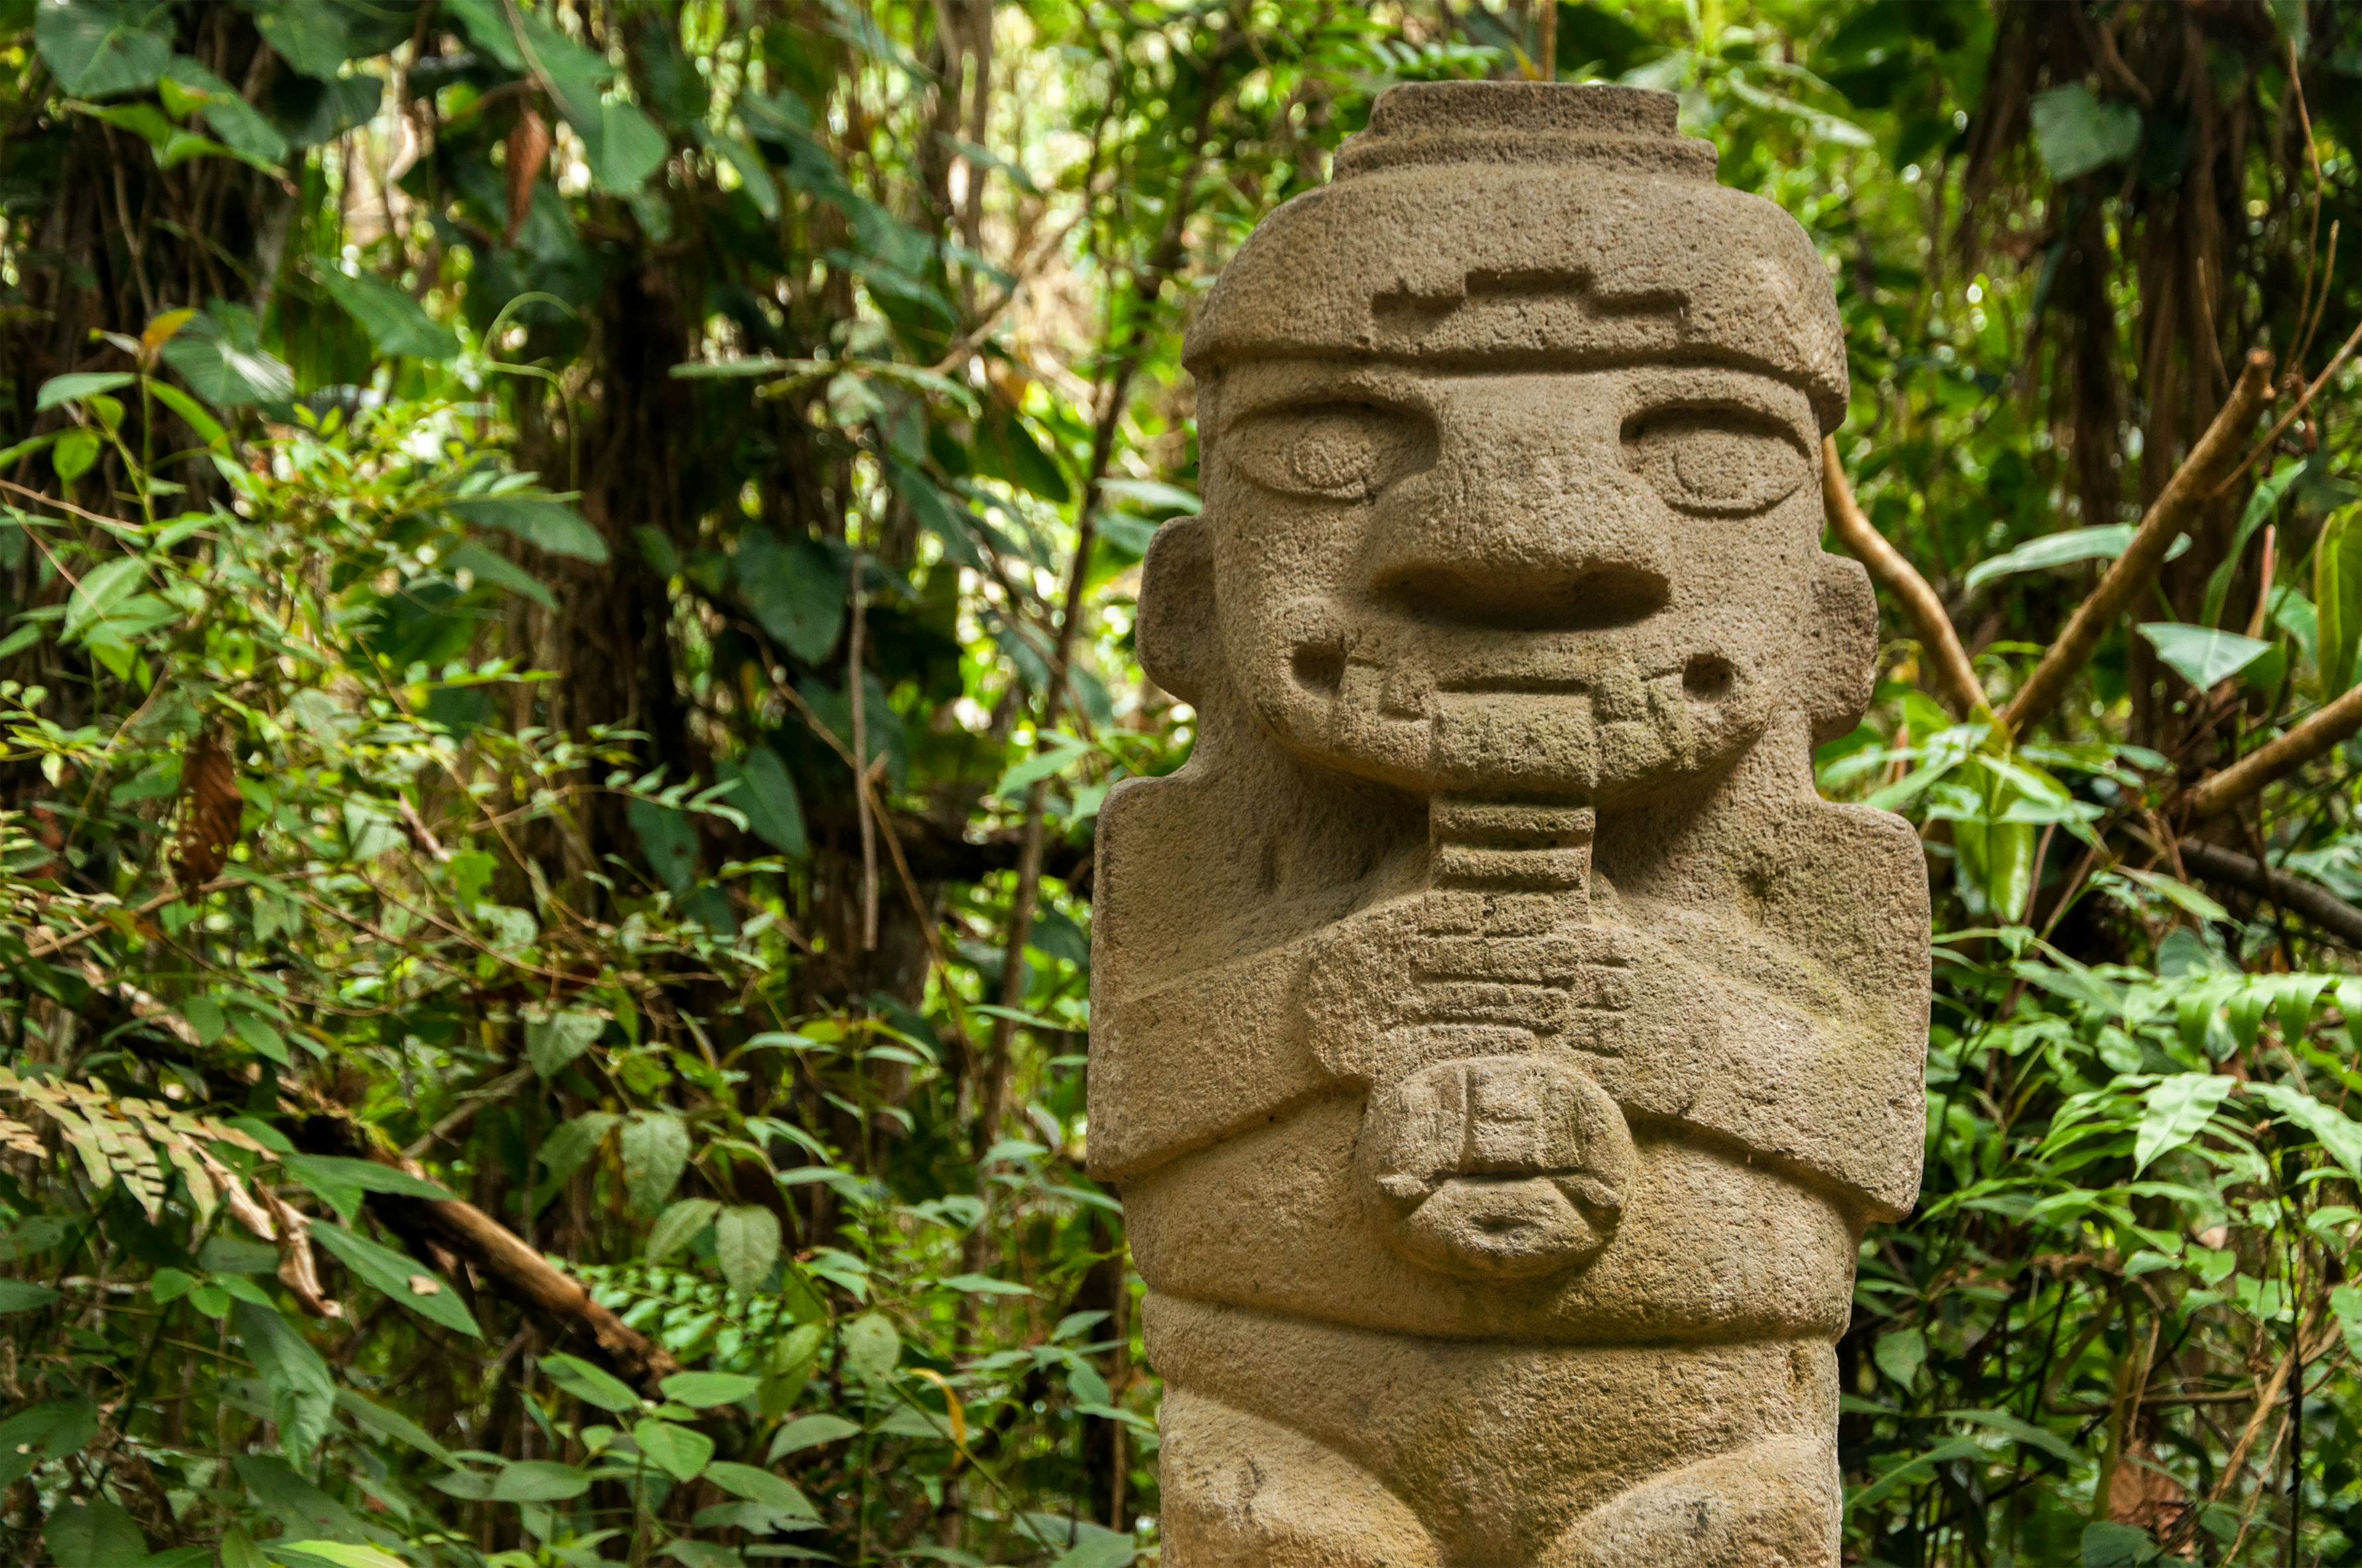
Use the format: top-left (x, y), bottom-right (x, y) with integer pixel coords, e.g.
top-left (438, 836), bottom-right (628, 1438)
top-left (506, 108), bottom-right (553, 247)
top-left (173, 731), bottom-right (241, 889)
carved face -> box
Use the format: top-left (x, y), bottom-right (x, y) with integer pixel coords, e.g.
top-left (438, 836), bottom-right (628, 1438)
top-left (1198, 361), bottom-right (1825, 802)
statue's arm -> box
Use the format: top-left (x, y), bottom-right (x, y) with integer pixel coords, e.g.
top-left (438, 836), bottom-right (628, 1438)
top-left (1594, 805), bottom-right (1930, 1220)
top-left (1086, 937), bottom-right (1335, 1183)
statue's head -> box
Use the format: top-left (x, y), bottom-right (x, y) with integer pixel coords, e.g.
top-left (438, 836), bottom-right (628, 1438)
top-left (1142, 83), bottom-right (1874, 805)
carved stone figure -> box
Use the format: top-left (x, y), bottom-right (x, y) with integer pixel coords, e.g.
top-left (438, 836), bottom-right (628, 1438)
top-left (1088, 82), bottom-right (1930, 1567)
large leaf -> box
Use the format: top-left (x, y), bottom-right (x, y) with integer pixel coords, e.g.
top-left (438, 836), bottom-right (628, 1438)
top-left (36, 0), bottom-right (172, 98)
top-left (2133, 1075), bottom-right (2236, 1174)
top-left (628, 797), bottom-right (699, 895)
top-left (490, 1460), bottom-right (593, 1502)
top-left (2316, 501), bottom-right (2362, 693)
top-left (310, 1220), bottom-right (482, 1337)
top-left (736, 528), bottom-right (847, 662)
top-left (233, 1300), bottom-right (337, 1465)
top-left (620, 1110), bottom-right (690, 1211)
top-left (715, 1204), bottom-right (782, 1293)
top-left (646, 1197), bottom-right (721, 1262)
top-left (312, 263), bottom-right (460, 361)
top-left (721, 746), bottom-right (807, 856)
top-left (42, 1500), bottom-right (147, 1568)
top-left (159, 303), bottom-right (295, 408)
top-left (2030, 85), bottom-right (2141, 181)
top-left (1961, 524), bottom-right (2193, 595)
top-left (525, 1008), bottom-right (604, 1077)
top-left (2245, 1080), bottom-right (2362, 1180)
top-left (2136, 622), bottom-right (2272, 692)
top-left (632, 1416), bottom-right (715, 1482)
top-left (2201, 459), bottom-right (2305, 627)
top-left (542, 1351), bottom-right (642, 1413)
top-left (447, 494), bottom-right (608, 562)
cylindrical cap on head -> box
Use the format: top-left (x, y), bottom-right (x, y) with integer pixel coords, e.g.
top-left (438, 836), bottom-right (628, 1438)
top-left (1185, 82), bottom-right (1849, 432)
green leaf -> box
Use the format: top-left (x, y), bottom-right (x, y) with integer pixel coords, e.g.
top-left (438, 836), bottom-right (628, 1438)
top-left (714, 1205), bottom-right (781, 1293)
top-left (537, 1112), bottom-right (617, 1191)
top-left (1945, 520), bottom-right (2097, 602)
top-left (585, 98), bottom-right (669, 193)
top-left (2133, 1075), bottom-right (2235, 1174)
top-left (620, 1110), bottom-right (690, 1212)
top-left (2332, 1283), bottom-right (2362, 1360)
top-left (2136, 622), bottom-right (2272, 691)
top-left (2081, 1521), bottom-right (2160, 1568)
top-left (769, 1411), bottom-right (861, 1459)
top-left (0, 1279), bottom-right (59, 1313)
top-left (272, 1548), bottom-right (408, 1568)
top-left (842, 1310), bottom-right (901, 1382)
top-left (937, 1272), bottom-right (1032, 1297)
top-left (42, 1499), bottom-right (147, 1568)
top-left (35, 371), bottom-right (133, 411)
top-left (646, 1196), bottom-right (720, 1262)
top-left (480, 1459), bottom-right (589, 1502)
top-left (247, 0), bottom-right (353, 78)
top-left (542, 1351), bottom-right (643, 1413)
top-left (632, 1416), bottom-right (715, 1482)
top-left (310, 1220), bottom-right (481, 1338)
top-left (705, 1459), bottom-right (817, 1518)
top-left (160, 303), bottom-right (294, 408)
top-left (736, 528), bottom-right (846, 663)
top-left (2030, 85), bottom-right (2141, 181)
top-left (442, 542), bottom-right (556, 610)
top-left (660, 1370), bottom-right (761, 1408)
top-left (163, 55), bottom-right (289, 165)
top-left (147, 377), bottom-right (228, 448)
top-left (312, 263), bottom-right (460, 361)
top-left (2316, 501), bottom-right (2362, 693)
top-left (234, 1300), bottom-right (337, 1465)
top-left (446, 494), bottom-right (609, 562)
top-left (628, 797), bottom-right (699, 895)
top-left (52, 426), bottom-right (100, 484)
top-left (64, 555), bottom-right (147, 642)
top-left (2245, 1080), bottom-right (2362, 1180)
top-left (36, 0), bottom-right (172, 98)
top-left (722, 747), bottom-right (806, 856)
top-left (526, 1008), bottom-right (604, 1077)
top-left (2202, 459), bottom-right (2304, 627)
top-left (1872, 1327), bottom-right (1925, 1388)
top-left (279, 1155), bottom-right (453, 1225)
top-left (336, 1388), bottom-right (453, 1465)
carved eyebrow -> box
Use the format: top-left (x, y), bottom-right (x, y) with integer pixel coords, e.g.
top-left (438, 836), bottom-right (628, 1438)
top-left (1618, 368), bottom-right (1815, 442)
top-left (1217, 362), bottom-right (1435, 426)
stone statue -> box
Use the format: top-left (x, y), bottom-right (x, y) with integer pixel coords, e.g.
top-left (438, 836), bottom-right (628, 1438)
top-left (1087, 82), bottom-right (1929, 1567)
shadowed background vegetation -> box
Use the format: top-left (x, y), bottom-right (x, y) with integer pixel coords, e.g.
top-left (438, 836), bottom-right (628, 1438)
top-left (11, 1), bottom-right (2362, 1565)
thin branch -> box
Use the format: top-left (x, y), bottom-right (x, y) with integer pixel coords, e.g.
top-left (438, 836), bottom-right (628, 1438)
top-left (292, 1104), bottom-right (680, 1390)
top-left (2181, 679), bottom-right (2362, 822)
top-left (2002, 350), bottom-right (2276, 736)
top-left (1822, 437), bottom-right (1986, 721)
top-left (2173, 841), bottom-right (2362, 947)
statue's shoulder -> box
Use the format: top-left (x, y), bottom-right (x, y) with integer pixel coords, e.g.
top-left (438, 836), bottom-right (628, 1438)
top-left (1752, 795), bottom-right (1929, 1000)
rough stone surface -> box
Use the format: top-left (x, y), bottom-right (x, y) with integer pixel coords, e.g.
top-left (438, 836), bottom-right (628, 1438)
top-left (1089, 80), bottom-right (1930, 1568)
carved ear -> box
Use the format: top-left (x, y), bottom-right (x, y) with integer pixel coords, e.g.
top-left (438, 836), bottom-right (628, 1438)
top-left (1804, 553), bottom-right (1878, 746)
top-left (1138, 515), bottom-right (1217, 704)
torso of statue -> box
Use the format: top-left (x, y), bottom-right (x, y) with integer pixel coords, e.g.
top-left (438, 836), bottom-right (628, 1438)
top-left (1087, 80), bottom-right (1929, 1568)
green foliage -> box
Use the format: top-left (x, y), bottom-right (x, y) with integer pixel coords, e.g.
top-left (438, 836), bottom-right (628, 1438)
top-left (9, 1), bottom-right (2362, 1565)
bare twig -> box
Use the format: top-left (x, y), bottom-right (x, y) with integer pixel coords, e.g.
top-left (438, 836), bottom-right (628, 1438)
top-left (1822, 438), bottom-right (1986, 721)
top-left (19, 878), bottom-right (234, 962)
top-left (2003, 350), bottom-right (2276, 736)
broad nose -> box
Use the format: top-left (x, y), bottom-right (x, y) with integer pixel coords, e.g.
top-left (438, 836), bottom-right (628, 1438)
top-left (1365, 423), bottom-right (1673, 633)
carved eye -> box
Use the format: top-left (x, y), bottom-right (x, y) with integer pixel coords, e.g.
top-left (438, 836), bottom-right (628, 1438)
top-left (1228, 403), bottom-right (1432, 501)
top-left (1622, 407), bottom-right (1811, 515)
